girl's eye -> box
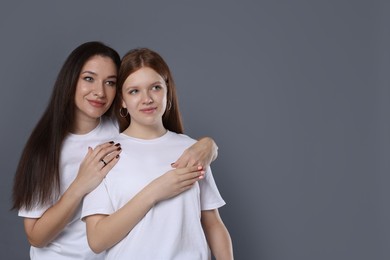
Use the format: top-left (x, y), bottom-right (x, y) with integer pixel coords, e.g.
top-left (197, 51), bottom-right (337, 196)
top-left (84, 76), bottom-right (93, 82)
top-left (129, 89), bottom-right (138, 95)
top-left (152, 85), bottom-right (162, 91)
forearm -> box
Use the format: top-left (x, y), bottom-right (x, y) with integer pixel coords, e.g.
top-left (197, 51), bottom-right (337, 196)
top-left (86, 166), bottom-right (203, 253)
top-left (201, 210), bottom-right (233, 260)
top-left (204, 223), bottom-right (233, 260)
top-left (86, 187), bottom-right (156, 253)
top-left (24, 186), bottom-right (84, 247)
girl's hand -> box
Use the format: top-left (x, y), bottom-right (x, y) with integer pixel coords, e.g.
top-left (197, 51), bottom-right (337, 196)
top-left (147, 165), bottom-right (205, 203)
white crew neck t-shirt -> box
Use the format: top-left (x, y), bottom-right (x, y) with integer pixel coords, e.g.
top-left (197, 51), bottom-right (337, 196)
top-left (19, 117), bottom-right (118, 260)
top-left (82, 131), bottom-right (225, 260)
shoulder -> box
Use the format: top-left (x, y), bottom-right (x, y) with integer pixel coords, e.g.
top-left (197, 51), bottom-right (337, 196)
top-left (167, 131), bottom-right (197, 145)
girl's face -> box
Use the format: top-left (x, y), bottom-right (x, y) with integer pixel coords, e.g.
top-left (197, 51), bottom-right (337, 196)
top-left (121, 67), bottom-right (168, 130)
top-left (74, 55), bottom-right (117, 124)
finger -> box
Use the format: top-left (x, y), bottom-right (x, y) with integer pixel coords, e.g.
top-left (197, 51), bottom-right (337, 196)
top-left (175, 165), bottom-right (202, 174)
top-left (90, 141), bottom-right (116, 158)
top-left (94, 143), bottom-right (121, 162)
top-left (81, 146), bottom-right (96, 165)
top-left (178, 169), bottom-right (205, 182)
top-left (99, 154), bottom-right (120, 177)
top-left (179, 179), bottom-right (199, 191)
top-left (171, 156), bottom-right (186, 168)
top-left (100, 147), bottom-right (122, 165)
top-left (185, 159), bottom-right (198, 168)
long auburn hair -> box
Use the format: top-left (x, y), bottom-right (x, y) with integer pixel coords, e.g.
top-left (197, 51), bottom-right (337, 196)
top-left (12, 42), bottom-right (120, 210)
top-left (115, 48), bottom-right (183, 134)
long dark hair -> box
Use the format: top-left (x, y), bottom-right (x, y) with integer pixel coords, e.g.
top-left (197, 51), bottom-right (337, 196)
top-left (115, 48), bottom-right (183, 134)
top-left (12, 42), bottom-right (120, 210)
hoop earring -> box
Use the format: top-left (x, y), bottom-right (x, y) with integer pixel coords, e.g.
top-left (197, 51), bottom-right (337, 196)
top-left (119, 107), bottom-right (128, 117)
top-left (167, 101), bottom-right (172, 110)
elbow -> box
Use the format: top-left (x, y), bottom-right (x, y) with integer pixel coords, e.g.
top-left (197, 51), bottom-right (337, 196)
top-left (90, 247), bottom-right (104, 254)
top-left (87, 238), bottom-right (106, 254)
top-left (27, 237), bottom-right (49, 248)
top-left (90, 246), bottom-right (104, 254)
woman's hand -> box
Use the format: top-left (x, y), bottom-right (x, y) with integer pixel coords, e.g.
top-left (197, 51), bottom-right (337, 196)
top-left (171, 137), bottom-right (218, 169)
top-left (71, 141), bottom-right (122, 197)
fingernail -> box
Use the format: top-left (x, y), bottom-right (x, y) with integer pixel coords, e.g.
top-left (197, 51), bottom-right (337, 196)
top-left (171, 163), bottom-right (175, 166)
top-left (115, 143), bottom-right (121, 147)
top-left (117, 147), bottom-right (121, 151)
top-left (116, 155), bottom-right (120, 158)
top-left (197, 166), bottom-right (203, 170)
top-left (109, 141), bottom-right (114, 144)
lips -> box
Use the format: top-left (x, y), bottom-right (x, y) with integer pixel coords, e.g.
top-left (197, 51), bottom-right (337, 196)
top-left (88, 99), bottom-right (106, 108)
top-left (140, 107), bottom-right (157, 114)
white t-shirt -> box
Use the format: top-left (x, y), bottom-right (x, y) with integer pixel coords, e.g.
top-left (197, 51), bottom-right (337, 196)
top-left (18, 117), bottom-right (118, 260)
top-left (81, 131), bottom-right (225, 260)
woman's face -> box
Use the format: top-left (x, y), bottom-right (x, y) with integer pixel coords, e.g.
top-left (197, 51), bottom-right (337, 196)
top-left (121, 66), bottom-right (168, 129)
top-left (74, 55), bottom-right (117, 123)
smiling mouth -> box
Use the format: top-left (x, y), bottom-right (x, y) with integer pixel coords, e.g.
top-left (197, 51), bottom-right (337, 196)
top-left (88, 100), bottom-right (105, 108)
top-left (140, 107), bottom-right (157, 113)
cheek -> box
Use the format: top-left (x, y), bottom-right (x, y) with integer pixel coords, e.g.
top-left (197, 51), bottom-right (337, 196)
top-left (106, 88), bottom-right (116, 102)
top-left (122, 96), bottom-right (137, 110)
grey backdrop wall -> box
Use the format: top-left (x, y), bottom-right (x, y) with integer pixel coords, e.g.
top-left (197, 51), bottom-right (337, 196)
top-left (1, 1), bottom-right (388, 259)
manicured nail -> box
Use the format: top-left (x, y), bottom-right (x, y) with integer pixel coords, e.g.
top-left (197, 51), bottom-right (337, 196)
top-left (116, 155), bottom-right (120, 158)
top-left (117, 147), bottom-right (121, 151)
top-left (115, 143), bottom-right (121, 146)
top-left (197, 166), bottom-right (203, 170)
top-left (109, 141), bottom-right (114, 144)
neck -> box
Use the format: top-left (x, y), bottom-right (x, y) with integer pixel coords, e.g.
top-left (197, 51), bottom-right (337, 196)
top-left (71, 117), bottom-right (100, 134)
top-left (122, 123), bottom-right (166, 140)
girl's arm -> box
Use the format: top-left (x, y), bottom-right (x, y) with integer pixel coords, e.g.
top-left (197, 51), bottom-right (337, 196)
top-left (171, 137), bottom-right (218, 168)
top-left (84, 165), bottom-right (205, 253)
top-left (24, 142), bottom-right (121, 247)
top-left (201, 209), bottom-right (234, 260)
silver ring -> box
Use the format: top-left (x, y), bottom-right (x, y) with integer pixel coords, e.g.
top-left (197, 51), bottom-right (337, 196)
top-left (100, 159), bottom-right (107, 166)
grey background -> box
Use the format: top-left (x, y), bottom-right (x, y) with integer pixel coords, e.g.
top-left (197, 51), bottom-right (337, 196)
top-left (0, 1), bottom-right (388, 259)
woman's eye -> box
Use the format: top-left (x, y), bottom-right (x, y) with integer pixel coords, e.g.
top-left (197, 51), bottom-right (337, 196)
top-left (152, 85), bottom-right (162, 91)
top-left (106, 80), bottom-right (116, 87)
top-left (84, 76), bottom-right (93, 82)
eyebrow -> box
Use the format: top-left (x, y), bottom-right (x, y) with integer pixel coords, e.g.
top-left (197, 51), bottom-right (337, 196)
top-left (81, 70), bottom-right (97, 75)
top-left (125, 80), bottom-right (165, 89)
top-left (81, 71), bottom-right (117, 78)
top-left (151, 80), bottom-right (164, 85)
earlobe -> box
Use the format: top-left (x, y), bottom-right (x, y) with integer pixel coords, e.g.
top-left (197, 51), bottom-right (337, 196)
top-left (122, 99), bottom-right (127, 109)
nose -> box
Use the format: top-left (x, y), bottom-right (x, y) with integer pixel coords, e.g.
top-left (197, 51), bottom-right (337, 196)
top-left (93, 81), bottom-right (106, 97)
top-left (142, 91), bottom-right (153, 104)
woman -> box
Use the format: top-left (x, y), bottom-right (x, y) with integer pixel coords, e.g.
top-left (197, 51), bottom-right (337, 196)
top-left (12, 42), bottom-right (218, 259)
top-left (82, 48), bottom-right (233, 259)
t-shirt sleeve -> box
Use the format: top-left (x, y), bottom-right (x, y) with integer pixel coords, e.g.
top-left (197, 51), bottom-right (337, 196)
top-left (18, 204), bottom-right (51, 218)
top-left (81, 179), bottom-right (114, 220)
top-left (199, 167), bottom-right (226, 210)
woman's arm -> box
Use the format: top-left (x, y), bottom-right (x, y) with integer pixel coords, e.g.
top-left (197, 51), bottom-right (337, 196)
top-left (201, 209), bottom-right (234, 260)
top-left (84, 165), bottom-right (205, 253)
top-left (24, 142), bottom-right (121, 247)
top-left (171, 137), bottom-right (218, 168)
